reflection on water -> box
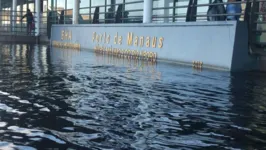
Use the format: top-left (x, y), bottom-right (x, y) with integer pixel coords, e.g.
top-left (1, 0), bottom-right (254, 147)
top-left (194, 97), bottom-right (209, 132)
top-left (0, 44), bottom-right (266, 150)
top-left (95, 53), bottom-right (161, 81)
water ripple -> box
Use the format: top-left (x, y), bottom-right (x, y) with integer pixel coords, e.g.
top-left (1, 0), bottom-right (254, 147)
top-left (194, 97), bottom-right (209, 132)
top-left (0, 44), bottom-right (266, 149)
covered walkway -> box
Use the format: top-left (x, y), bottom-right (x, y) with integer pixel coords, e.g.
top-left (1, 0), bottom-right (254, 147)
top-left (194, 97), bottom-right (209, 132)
top-left (0, 0), bottom-right (47, 43)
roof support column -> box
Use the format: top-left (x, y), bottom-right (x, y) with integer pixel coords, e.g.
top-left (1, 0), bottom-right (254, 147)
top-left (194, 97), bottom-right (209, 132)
top-left (12, 0), bottom-right (17, 33)
top-left (73, 0), bottom-right (79, 24)
top-left (35, 0), bottom-right (40, 36)
top-left (143, 0), bottom-right (153, 23)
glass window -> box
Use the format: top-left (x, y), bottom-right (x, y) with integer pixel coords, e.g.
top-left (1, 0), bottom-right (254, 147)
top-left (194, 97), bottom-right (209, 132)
top-left (42, 0), bottom-right (48, 26)
top-left (79, 0), bottom-right (91, 24)
top-left (91, 0), bottom-right (105, 23)
top-left (48, 0), bottom-right (52, 11)
top-left (124, 0), bottom-right (143, 23)
top-left (105, 0), bottom-right (116, 23)
top-left (91, 1), bottom-right (105, 6)
top-left (29, 2), bottom-right (34, 12)
top-left (66, 0), bottom-right (73, 9)
top-left (48, 0), bottom-right (59, 24)
top-left (197, 0), bottom-right (209, 21)
top-left (57, 0), bottom-right (66, 11)
top-left (153, 0), bottom-right (173, 23)
top-left (176, 0), bottom-right (189, 22)
top-left (43, 0), bottom-right (48, 12)
top-left (80, 0), bottom-right (90, 7)
top-left (64, 0), bottom-right (72, 24)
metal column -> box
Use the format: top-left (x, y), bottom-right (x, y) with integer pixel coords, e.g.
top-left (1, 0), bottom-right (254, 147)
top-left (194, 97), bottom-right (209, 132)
top-left (143, 0), bottom-right (153, 23)
top-left (12, 0), bottom-right (17, 33)
top-left (164, 0), bottom-right (170, 23)
top-left (73, 0), bottom-right (79, 24)
top-left (35, 0), bottom-right (40, 36)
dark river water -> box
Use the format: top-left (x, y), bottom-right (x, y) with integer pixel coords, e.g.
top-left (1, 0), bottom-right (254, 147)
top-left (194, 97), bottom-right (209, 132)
top-left (0, 43), bottom-right (266, 150)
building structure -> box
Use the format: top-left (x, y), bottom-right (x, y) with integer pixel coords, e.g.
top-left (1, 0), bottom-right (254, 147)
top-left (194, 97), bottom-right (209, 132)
top-left (0, 0), bottom-right (212, 27)
top-left (1, 0), bottom-right (266, 72)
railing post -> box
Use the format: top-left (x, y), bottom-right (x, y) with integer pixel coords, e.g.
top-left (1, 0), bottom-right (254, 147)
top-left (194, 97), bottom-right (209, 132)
top-left (12, 0), bottom-right (17, 34)
top-left (143, 0), bottom-right (153, 23)
top-left (35, 0), bottom-right (40, 36)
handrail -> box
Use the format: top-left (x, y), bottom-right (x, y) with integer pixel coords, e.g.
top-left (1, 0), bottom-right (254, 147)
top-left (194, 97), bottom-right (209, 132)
top-left (0, 10), bottom-right (47, 36)
top-left (1, 0), bottom-right (265, 43)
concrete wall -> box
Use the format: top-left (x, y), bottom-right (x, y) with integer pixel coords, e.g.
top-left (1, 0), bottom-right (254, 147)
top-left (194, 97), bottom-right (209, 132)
top-left (231, 23), bottom-right (257, 71)
top-left (51, 21), bottom-right (254, 71)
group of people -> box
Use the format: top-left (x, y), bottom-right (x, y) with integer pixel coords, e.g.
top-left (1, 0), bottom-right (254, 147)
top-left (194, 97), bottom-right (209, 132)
top-left (207, 0), bottom-right (242, 21)
top-left (226, 0), bottom-right (242, 20)
top-left (105, 8), bottom-right (129, 23)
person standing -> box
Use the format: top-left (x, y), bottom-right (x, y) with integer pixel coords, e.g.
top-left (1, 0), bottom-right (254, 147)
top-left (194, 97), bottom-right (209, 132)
top-left (260, 2), bottom-right (266, 21)
top-left (105, 8), bottom-right (114, 23)
top-left (226, 0), bottom-right (242, 20)
top-left (21, 9), bottom-right (34, 35)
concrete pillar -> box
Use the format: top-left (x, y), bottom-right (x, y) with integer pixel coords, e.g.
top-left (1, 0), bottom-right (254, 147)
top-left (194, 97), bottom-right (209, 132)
top-left (12, 0), bottom-right (17, 32)
top-left (164, 0), bottom-right (170, 23)
top-left (73, 0), bottom-right (79, 24)
top-left (143, 0), bottom-right (153, 23)
top-left (35, 0), bottom-right (40, 36)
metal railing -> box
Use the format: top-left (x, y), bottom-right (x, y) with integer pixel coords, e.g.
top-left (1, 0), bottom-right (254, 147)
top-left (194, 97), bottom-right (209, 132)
top-left (52, 0), bottom-right (250, 24)
top-left (0, 10), bottom-right (47, 36)
top-left (53, 1), bottom-right (144, 24)
top-left (46, 0), bottom-right (266, 52)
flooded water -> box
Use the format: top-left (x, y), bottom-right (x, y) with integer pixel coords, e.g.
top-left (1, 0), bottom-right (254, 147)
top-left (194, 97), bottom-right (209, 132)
top-left (0, 44), bottom-right (266, 150)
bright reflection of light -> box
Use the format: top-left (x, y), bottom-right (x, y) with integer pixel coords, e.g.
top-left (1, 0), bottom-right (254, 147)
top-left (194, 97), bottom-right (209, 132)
top-left (41, 46), bottom-right (48, 73)
top-left (0, 141), bottom-right (36, 150)
top-left (32, 45), bottom-right (41, 76)
top-left (22, 45), bottom-right (27, 59)
top-left (22, 45), bottom-right (28, 67)
top-left (15, 45), bottom-right (20, 58)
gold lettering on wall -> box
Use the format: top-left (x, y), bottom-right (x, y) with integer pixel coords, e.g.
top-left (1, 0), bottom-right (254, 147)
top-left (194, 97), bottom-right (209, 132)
top-left (118, 36), bottom-right (122, 45)
top-left (63, 31), bottom-right (66, 39)
top-left (114, 32), bottom-right (118, 44)
top-left (92, 32), bottom-right (164, 48)
top-left (152, 37), bottom-right (157, 48)
top-left (104, 32), bottom-right (106, 43)
top-left (61, 30), bottom-right (72, 40)
top-left (100, 34), bottom-right (103, 43)
top-left (92, 32), bottom-right (96, 42)
top-left (127, 32), bottom-right (133, 46)
top-left (61, 30), bottom-right (64, 40)
top-left (96, 35), bottom-right (100, 43)
top-left (139, 36), bottom-right (144, 47)
top-left (106, 35), bottom-right (110, 44)
top-left (146, 37), bottom-right (150, 48)
top-left (158, 37), bottom-right (164, 48)
top-left (52, 41), bottom-right (80, 50)
top-left (134, 36), bottom-right (138, 46)
top-left (91, 32), bottom-right (164, 53)
top-left (68, 31), bottom-right (72, 40)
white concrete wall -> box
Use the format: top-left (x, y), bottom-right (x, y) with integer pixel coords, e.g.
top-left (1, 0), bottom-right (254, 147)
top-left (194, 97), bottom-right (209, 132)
top-left (51, 21), bottom-right (254, 72)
